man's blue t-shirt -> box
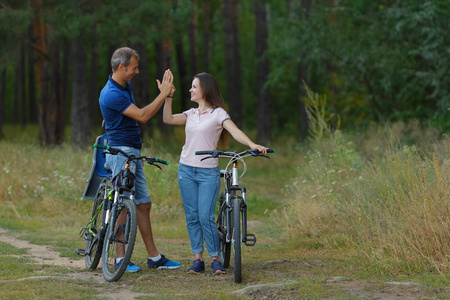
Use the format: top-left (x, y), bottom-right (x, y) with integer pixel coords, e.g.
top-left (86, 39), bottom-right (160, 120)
top-left (99, 76), bottom-right (142, 149)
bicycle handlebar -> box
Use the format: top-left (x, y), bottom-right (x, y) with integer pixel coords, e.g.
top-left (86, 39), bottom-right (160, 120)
top-left (93, 144), bottom-right (169, 166)
top-left (195, 149), bottom-right (275, 159)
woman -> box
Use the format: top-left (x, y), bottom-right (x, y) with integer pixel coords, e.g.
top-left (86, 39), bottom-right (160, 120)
top-left (163, 72), bottom-right (267, 275)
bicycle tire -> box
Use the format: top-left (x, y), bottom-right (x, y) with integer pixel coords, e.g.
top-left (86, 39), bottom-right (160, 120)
top-left (232, 196), bottom-right (242, 283)
top-left (84, 181), bottom-right (107, 270)
top-left (217, 192), bottom-right (231, 268)
top-left (102, 199), bottom-right (137, 282)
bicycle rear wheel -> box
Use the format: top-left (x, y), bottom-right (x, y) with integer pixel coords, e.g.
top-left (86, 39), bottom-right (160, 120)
top-left (85, 181), bottom-right (108, 270)
top-left (102, 199), bottom-right (137, 282)
top-left (217, 192), bottom-right (231, 268)
top-left (232, 197), bottom-right (242, 283)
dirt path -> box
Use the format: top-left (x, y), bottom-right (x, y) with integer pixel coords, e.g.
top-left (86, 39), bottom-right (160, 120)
top-left (0, 228), bottom-right (146, 299)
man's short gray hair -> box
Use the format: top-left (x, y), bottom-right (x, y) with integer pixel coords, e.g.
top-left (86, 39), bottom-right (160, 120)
top-left (111, 47), bottom-right (140, 72)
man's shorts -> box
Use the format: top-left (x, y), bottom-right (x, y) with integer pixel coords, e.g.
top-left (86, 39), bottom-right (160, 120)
top-left (105, 146), bottom-right (151, 205)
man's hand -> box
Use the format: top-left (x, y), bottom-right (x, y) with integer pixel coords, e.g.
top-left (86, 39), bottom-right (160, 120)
top-left (156, 69), bottom-right (174, 98)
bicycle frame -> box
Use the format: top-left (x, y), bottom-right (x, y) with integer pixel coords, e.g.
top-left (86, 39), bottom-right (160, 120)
top-left (78, 181), bottom-right (111, 250)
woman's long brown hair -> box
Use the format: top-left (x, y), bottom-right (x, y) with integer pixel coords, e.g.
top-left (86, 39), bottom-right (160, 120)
top-left (194, 72), bottom-right (230, 149)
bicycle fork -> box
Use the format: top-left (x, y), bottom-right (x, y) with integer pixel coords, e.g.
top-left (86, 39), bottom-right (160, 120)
top-left (224, 161), bottom-right (256, 247)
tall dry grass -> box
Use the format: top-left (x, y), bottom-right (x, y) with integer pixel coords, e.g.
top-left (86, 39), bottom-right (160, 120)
top-left (282, 89), bottom-right (450, 273)
top-left (0, 125), bottom-right (184, 230)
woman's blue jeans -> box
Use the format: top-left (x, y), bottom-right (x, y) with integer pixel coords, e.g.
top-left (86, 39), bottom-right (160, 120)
top-left (178, 163), bottom-right (221, 257)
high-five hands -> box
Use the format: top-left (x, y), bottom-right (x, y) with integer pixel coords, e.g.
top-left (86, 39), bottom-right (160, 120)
top-left (156, 69), bottom-right (174, 97)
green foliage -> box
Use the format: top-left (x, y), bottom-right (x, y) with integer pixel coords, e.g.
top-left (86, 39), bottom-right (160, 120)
top-left (2, 0), bottom-right (448, 137)
top-left (268, 0), bottom-right (450, 131)
top-left (0, 1), bottom-right (32, 65)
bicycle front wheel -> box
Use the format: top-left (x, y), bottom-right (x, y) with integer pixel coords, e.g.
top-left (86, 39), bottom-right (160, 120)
top-left (232, 197), bottom-right (242, 283)
top-left (102, 199), bottom-right (137, 282)
top-left (217, 192), bottom-right (231, 268)
top-left (85, 181), bottom-right (107, 270)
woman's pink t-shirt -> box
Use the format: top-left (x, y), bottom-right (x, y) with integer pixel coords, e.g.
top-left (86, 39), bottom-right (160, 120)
top-left (180, 107), bottom-right (230, 168)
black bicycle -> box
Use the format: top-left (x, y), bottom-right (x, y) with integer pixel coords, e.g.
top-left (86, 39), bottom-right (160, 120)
top-left (195, 149), bottom-right (274, 283)
top-left (77, 144), bottom-right (168, 282)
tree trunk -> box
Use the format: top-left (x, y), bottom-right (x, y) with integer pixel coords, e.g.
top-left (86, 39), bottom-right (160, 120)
top-left (175, 42), bottom-right (190, 111)
top-left (38, 53), bottom-right (50, 144)
top-left (173, 0), bottom-right (190, 111)
top-left (223, 0), bottom-right (242, 126)
top-left (0, 67), bottom-right (5, 139)
top-left (13, 58), bottom-right (19, 125)
top-left (50, 41), bottom-right (66, 145)
top-left (31, 4), bottom-right (66, 146)
top-left (89, 44), bottom-right (100, 130)
top-left (189, 0), bottom-right (198, 78)
top-left (255, 0), bottom-right (271, 145)
top-left (154, 37), bottom-right (172, 137)
top-left (20, 41), bottom-right (26, 127)
top-left (37, 55), bottom-right (67, 144)
top-left (31, 0), bottom-right (48, 142)
top-left (203, 0), bottom-right (210, 72)
top-left (297, 0), bottom-right (312, 141)
top-left (131, 42), bottom-right (151, 138)
top-left (71, 41), bottom-right (90, 148)
top-left (61, 39), bottom-right (69, 128)
top-left (28, 24), bottom-right (38, 124)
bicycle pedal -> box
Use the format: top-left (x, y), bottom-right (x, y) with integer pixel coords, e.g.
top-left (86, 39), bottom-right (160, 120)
top-left (244, 233), bottom-right (256, 246)
top-left (76, 248), bottom-right (86, 256)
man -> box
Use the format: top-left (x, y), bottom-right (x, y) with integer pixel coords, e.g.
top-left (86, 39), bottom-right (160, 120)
top-left (99, 47), bottom-right (180, 272)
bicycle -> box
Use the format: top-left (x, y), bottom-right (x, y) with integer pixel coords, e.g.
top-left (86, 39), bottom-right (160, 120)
top-left (77, 143), bottom-right (169, 282)
top-left (195, 149), bottom-right (274, 283)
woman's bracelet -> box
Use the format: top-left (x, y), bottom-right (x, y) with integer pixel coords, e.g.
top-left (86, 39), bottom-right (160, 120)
top-left (167, 95), bottom-right (173, 98)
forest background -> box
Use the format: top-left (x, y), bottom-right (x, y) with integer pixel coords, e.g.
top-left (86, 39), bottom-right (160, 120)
top-left (0, 0), bottom-right (449, 145)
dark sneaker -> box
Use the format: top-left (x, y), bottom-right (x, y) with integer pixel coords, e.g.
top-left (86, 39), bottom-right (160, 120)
top-left (147, 254), bottom-right (181, 270)
top-left (211, 259), bottom-right (226, 275)
top-left (115, 259), bottom-right (141, 272)
top-left (187, 259), bottom-right (205, 274)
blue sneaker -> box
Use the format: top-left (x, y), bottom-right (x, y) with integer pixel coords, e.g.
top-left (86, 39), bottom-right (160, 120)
top-left (147, 254), bottom-right (181, 270)
top-left (187, 259), bottom-right (205, 274)
top-left (211, 259), bottom-right (226, 275)
top-left (125, 261), bottom-right (141, 272)
top-left (115, 259), bottom-right (141, 273)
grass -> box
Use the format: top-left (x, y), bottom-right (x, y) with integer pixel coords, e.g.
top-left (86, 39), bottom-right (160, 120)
top-left (282, 128), bottom-right (450, 274)
top-left (0, 119), bottom-right (449, 299)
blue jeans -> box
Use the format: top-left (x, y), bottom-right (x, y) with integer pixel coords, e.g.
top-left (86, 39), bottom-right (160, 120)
top-left (178, 163), bottom-right (220, 257)
top-left (106, 146), bottom-right (151, 205)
